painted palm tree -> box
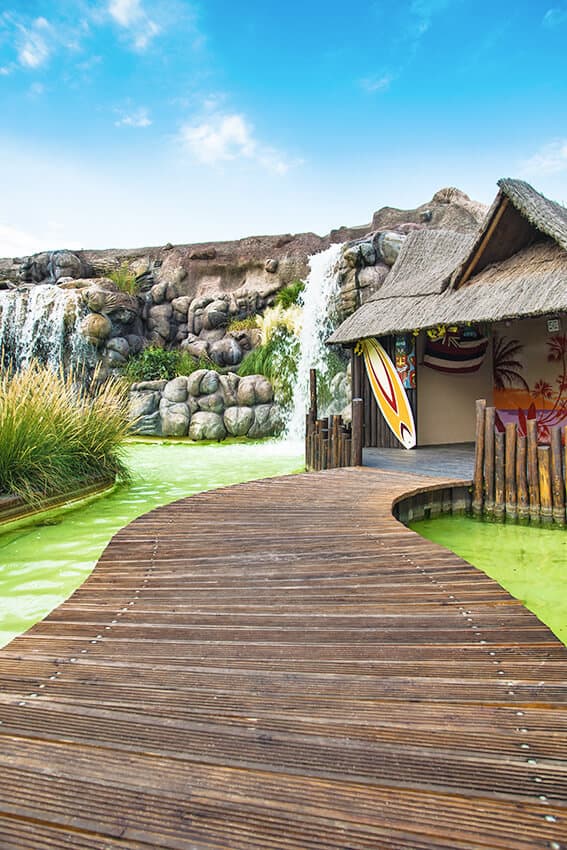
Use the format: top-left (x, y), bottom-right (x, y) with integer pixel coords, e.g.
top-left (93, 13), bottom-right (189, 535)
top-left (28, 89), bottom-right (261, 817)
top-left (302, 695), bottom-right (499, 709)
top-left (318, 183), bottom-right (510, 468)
top-left (493, 335), bottom-right (529, 391)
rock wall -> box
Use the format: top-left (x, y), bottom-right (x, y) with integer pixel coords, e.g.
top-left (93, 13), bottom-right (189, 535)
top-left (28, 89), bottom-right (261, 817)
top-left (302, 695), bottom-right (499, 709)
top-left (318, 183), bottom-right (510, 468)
top-left (129, 371), bottom-right (282, 440)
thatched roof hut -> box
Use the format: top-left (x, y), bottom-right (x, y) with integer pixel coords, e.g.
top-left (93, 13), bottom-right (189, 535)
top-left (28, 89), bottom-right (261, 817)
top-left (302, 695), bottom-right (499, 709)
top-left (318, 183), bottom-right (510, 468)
top-left (329, 178), bottom-right (567, 345)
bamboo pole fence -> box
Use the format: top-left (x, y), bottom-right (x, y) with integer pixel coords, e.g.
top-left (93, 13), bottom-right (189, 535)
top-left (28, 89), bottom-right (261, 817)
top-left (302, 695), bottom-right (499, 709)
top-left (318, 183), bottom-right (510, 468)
top-left (473, 399), bottom-right (566, 526)
top-left (305, 369), bottom-right (363, 471)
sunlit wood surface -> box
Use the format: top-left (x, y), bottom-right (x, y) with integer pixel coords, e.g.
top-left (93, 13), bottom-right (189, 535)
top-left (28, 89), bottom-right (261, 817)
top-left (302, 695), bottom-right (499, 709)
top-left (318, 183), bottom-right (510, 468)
top-left (0, 468), bottom-right (566, 849)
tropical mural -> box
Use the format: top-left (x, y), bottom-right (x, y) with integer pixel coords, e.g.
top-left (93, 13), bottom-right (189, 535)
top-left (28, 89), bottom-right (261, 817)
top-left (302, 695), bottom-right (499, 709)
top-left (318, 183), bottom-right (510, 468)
top-left (493, 319), bottom-right (567, 442)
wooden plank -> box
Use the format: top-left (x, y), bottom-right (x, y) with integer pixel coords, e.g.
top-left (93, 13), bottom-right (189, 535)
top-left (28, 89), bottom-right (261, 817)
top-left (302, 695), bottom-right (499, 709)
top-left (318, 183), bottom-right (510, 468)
top-left (0, 468), bottom-right (566, 850)
top-left (551, 426), bottom-right (565, 526)
top-left (483, 406), bottom-right (495, 519)
top-left (538, 446), bottom-right (553, 524)
top-left (527, 418), bottom-right (540, 523)
top-left (505, 421), bottom-right (517, 522)
top-left (494, 431), bottom-right (505, 521)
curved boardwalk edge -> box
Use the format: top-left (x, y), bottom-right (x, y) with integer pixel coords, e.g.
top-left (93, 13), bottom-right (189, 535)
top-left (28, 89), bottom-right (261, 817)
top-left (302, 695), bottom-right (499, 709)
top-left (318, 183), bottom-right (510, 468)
top-left (0, 467), bottom-right (566, 849)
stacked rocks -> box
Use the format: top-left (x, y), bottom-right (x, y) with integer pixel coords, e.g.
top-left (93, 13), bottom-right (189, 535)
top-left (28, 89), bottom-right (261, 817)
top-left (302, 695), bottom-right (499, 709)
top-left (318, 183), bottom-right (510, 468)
top-left (129, 370), bottom-right (282, 440)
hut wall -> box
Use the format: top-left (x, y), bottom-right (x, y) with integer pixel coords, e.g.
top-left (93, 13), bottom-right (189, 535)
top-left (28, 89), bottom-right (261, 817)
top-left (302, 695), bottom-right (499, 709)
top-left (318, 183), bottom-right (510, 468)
top-left (417, 333), bottom-right (493, 445)
top-left (493, 316), bottom-right (567, 438)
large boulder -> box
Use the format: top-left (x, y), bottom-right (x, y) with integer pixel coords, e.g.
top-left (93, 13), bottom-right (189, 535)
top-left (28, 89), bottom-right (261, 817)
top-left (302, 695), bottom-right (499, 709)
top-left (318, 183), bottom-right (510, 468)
top-left (129, 389), bottom-right (160, 419)
top-left (203, 299), bottom-right (229, 330)
top-left (159, 398), bottom-right (191, 436)
top-left (209, 335), bottom-right (242, 367)
top-left (188, 411), bottom-right (226, 441)
top-left (197, 391), bottom-right (224, 414)
top-left (80, 313), bottom-right (112, 346)
top-left (248, 403), bottom-right (283, 438)
top-left (224, 405), bottom-right (254, 436)
top-left (181, 334), bottom-right (209, 360)
top-left (237, 375), bottom-right (273, 406)
top-left (163, 376), bottom-right (188, 402)
top-left (219, 372), bottom-right (240, 407)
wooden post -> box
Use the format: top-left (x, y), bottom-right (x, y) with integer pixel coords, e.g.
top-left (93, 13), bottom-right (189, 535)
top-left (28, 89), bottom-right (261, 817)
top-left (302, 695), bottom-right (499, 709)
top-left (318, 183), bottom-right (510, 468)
top-left (551, 427), bottom-right (565, 526)
top-left (494, 431), bottom-right (505, 521)
top-left (538, 446), bottom-right (553, 524)
top-left (526, 418), bottom-right (540, 523)
top-left (505, 421), bottom-right (517, 522)
top-left (472, 399), bottom-right (486, 517)
top-left (351, 399), bottom-right (363, 466)
top-left (334, 416), bottom-right (343, 468)
top-left (516, 435), bottom-right (529, 523)
top-left (314, 419), bottom-right (323, 472)
top-left (309, 368), bottom-right (317, 420)
top-left (305, 413), bottom-right (311, 471)
top-left (483, 407), bottom-right (495, 519)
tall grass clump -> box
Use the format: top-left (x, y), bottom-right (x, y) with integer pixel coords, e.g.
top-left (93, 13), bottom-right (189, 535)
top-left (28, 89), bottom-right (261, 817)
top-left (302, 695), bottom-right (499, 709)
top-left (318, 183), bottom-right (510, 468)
top-left (108, 261), bottom-right (139, 295)
top-left (0, 362), bottom-right (131, 504)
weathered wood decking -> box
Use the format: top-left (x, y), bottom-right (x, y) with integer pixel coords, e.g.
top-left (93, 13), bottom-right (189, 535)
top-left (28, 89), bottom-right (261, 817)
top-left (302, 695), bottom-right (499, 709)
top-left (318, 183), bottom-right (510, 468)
top-left (0, 468), bottom-right (566, 849)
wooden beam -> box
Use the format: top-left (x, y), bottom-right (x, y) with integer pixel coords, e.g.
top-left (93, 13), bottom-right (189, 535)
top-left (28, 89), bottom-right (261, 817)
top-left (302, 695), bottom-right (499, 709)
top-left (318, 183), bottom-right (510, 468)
top-left (456, 196), bottom-right (509, 289)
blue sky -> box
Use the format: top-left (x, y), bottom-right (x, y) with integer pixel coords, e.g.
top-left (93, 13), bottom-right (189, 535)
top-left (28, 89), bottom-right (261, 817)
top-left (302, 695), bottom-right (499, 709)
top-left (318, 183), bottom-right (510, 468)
top-left (1, 0), bottom-right (566, 255)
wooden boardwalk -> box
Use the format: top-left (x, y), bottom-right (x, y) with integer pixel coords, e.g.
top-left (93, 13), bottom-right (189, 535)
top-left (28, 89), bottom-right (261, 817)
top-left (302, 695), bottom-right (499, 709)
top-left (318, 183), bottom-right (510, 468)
top-left (0, 468), bottom-right (566, 849)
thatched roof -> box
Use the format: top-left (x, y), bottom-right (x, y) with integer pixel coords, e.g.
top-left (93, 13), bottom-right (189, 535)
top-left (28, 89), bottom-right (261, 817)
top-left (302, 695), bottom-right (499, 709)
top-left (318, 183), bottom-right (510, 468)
top-left (370, 229), bottom-right (474, 299)
top-left (498, 178), bottom-right (567, 251)
top-left (329, 239), bottom-right (567, 344)
top-left (329, 178), bottom-right (567, 345)
top-left (451, 178), bottom-right (567, 288)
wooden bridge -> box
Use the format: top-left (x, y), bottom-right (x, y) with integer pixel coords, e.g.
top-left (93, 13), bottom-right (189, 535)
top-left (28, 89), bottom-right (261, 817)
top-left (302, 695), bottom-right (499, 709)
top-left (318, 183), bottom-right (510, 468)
top-left (0, 468), bottom-right (566, 849)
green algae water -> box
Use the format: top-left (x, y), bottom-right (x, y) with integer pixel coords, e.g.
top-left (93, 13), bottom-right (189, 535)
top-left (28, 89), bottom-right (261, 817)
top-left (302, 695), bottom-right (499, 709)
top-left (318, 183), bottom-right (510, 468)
top-left (0, 439), bottom-right (303, 649)
top-left (411, 516), bottom-right (567, 645)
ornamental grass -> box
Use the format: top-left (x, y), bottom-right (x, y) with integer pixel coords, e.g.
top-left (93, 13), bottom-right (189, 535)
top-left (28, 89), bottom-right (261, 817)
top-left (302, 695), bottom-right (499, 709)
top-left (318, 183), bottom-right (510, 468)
top-left (0, 361), bottom-right (131, 505)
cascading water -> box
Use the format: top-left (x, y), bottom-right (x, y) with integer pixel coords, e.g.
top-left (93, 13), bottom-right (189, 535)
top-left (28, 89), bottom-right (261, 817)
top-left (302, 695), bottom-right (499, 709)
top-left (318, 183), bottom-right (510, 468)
top-left (285, 243), bottom-right (343, 439)
top-left (0, 284), bottom-right (88, 371)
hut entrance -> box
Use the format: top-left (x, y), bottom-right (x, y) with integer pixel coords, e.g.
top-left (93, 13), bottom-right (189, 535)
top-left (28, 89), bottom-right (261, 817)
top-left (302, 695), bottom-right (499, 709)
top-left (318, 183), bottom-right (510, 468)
top-left (416, 331), bottom-right (493, 446)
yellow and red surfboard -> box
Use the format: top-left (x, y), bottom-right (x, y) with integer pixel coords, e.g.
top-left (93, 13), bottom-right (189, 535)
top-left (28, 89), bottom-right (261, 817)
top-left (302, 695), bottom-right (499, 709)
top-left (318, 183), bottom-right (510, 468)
top-left (360, 338), bottom-right (416, 449)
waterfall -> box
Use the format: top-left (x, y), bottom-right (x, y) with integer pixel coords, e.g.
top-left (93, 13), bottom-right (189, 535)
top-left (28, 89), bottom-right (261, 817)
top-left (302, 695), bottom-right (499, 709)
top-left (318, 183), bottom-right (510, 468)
top-left (285, 243), bottom-right (343, 440)
top-left (0, 284), bottom-right (87, 372)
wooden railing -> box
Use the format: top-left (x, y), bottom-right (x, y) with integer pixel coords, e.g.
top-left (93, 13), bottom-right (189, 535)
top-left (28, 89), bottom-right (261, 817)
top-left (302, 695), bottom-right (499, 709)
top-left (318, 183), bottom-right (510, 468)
top-left (305, 369), bottom-right (363, 471)
top-left (473, 399), bottom-right (567, 525)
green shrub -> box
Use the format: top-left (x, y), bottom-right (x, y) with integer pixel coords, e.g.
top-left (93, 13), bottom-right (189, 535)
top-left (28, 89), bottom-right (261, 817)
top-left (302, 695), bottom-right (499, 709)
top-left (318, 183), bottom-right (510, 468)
top-left (124, 346), bottom-right (225, 382)
top-left (108, 261), bottom-right (139, 295)
top-left (239, 326), bottom-right (299, 406)
top-left (0, 362), bottom-right (131, 504)
top-left (274, 279), bottom-right (305, 310)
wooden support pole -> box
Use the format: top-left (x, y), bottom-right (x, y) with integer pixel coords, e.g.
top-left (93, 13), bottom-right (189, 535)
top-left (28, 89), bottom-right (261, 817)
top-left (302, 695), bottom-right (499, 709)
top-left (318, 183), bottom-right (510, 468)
top-left (309, 368), bottom-right (317, 421)
top-left (351, 398), bottom-right (363, 466)
top-left (538, 446), bottom-right (553, 524)
top-left (472, 399), bottom-right (486, 517)
top-left (483, 407), bottom-right (495, 519)
top-left (320, 419), bottom-right (329, 471)
top-left (494, 431), bottom-right (505, 521)
top-left (334, 416), bottom-right (343, 468)
top-left (305, 413), bottom-right (311, 471)
top-left (526, 418), bottom-right (540, 523)
top-left (314, 420), bottom-right (323, 472)
top-left (551, 427), bottom-right (565, 526)
top-left (516, 435), bottom-right (529, 523)
top-left (505, 421), bottom-right (517, 522)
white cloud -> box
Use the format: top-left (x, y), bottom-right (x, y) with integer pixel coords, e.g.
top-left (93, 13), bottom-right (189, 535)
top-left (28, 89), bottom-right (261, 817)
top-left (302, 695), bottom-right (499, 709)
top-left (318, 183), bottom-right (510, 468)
top-left (17, 16), bottom-right (51, 68)
top-left (114, 106), bottom-right (152, 127)
top-left (521, 139), bottom-right (567, 176)
top-left (542, 7), bottom-right (567, 27)
top-left (179, 112), bottom-right (299, 175)
top-left (107, 0), bottom-right (160, 49)
top-left (0, 223), bottom-right (81, 257)
top-left (359, 73), bottom-right (394, 93)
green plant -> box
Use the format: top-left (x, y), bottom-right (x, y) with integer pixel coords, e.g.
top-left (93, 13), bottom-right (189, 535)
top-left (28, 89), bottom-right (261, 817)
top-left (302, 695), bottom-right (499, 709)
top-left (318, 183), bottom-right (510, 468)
top-left (0, 362), bottom-right (131, 504)
top-left (239, 326), bottom-right (299, 406)
top-left (275, 279), bottom-right (305, 310)
top-left (108, 261), bottom-right (139, 295)
top-left (124, 347), bottom-right (182, 381)
top-left (227, 315), bottom-right (260, 332)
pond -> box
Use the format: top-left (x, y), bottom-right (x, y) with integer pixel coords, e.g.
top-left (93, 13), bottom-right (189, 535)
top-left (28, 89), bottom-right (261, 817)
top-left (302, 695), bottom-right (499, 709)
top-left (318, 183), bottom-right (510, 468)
top-left (0, 439), bottom-right (303, 648)
top-left (411, 515), bottom-right (567, 645)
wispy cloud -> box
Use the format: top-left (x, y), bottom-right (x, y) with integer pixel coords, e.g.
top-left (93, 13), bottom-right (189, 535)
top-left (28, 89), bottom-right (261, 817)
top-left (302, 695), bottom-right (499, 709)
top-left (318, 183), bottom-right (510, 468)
top-left (107, 0), bottom-right (161, 49)
top-left (520, 139), bottom-right (567, 176)
top-left (359, 73), bottom-right (394, 94)
top-left (179, 111), bottom-right (299, 175)
top-left (542, 6), bottom-right (567, 27)
top-left (114, 106), bottom-right (152, 127)
top-left (16, 16), bottom-right (51, 69)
